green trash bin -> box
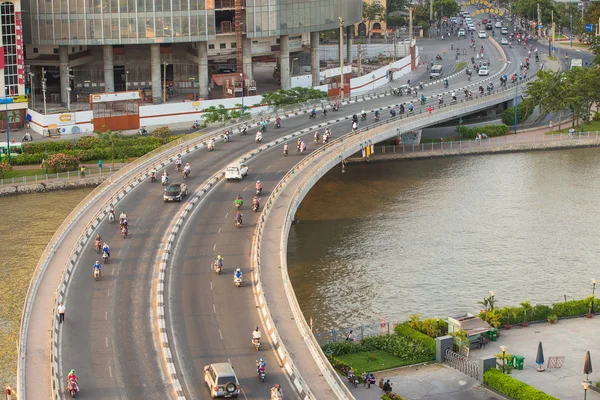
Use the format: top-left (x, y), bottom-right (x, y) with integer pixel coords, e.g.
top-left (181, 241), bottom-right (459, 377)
top-left (507, 355), bottom-right (515, 368)
top-left (489, 329), bottom-right (498, 342)
top-left (515, 355), bottom-right (525, 370)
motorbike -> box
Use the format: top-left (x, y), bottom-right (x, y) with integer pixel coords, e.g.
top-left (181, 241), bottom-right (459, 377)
top-left (94, 268), bottom-right (101, 281)
top-left (300, 146), bottom-right (306, 154)
top-left (435, 54), bottom-right (442, 60)
top-left (274, 120), bottom-right (281, 129)
top-left (283, 148), bottom-right (288, 156)
top-left (360, 114), bottom-right (367, 121)
top-left (256, 187), bottom-right (262, 195)
top-left (108, 211), bottom-right (115, 224)
top-left (190, 123), bottom-right (200, 130)
top-left (95, 240), bottom-right (102, 253)
top-left (235, 200), bottom-right (243, 209)
top-left (234, 276), bottom-right (242, 287)
top-left (253, 339), bottom-right (261, 351)
top-left (348, 373), bottom-right (359, 388)
top-left (67, 378), bottom-right (78, 398)
top-left (270, 388), bottom-right (283, 400)
top-left (240, 125), bottom-right (249, 135)
top-left (309, 112), bottom-right (316, 119)
top-left (374, 114), bottom-right (380, 122)
top-left (420, 98), bottom-right (426, 105)
top-left (260, 124), bottom-right (267, 133)
top-left (207, 141), bottom-right (215, 151)
top-left (390, 109), bottom-right (396, 117)
top-left (223, 135), bottom-right (231, 143)
top-left (255, 134), bottom-right (262, 143)
top-left (121, 227), bottom-right (128, 239)
top-left (161, 176), bottom-right (168, 186)
top-left (175, 164), bottom-right (181, 172)
top-left (183, 169), bottom-right (190, 179)
top-left (314, 135), bottom-right (319, 143)
top-left (253, 203), bottom-right (259, 212)
top-left (102, 250), bottom-right (109, 264)
top-left (214, 262), bottom-right (222, 274)
top-left (235, 217), bottom-right (242, 228)
top-left (150, 173), bottom-right (156, 183)
top-left (258, 367), bottom-right (266, 383)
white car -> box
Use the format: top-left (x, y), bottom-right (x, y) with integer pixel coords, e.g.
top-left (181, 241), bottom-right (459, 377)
top-left (500, 38), bottom-right (509, 45)
top-left (225, 163), bottom-right (249, 180)
top-left (478, 66), bottom-right (490, 76)
top-left (478, 31), bottom-right (487, 38)
top-left (468, 25), bottom-right (476, 32)
top-left (458, 29), bottom-right (466, 37)
top-left (495, 21), bottom-right (502, 28)
top-left (501, 28), bottom-right (508, 35)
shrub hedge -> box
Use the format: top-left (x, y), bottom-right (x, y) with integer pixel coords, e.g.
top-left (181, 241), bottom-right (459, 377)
top-left (382, 393), bottom-right (405, 400)
top-left (456, 124), bottom-right (509, 140)
top-left (394, 323), bottom-right (436, 355)
top-left (502, 97), bottom-right (536, 126)
top-left (484, 368), bottom-right (559, 400)
top-left (481, 296), bottom-right (599, 326)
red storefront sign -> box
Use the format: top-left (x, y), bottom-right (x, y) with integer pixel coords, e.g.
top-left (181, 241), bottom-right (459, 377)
top-left (15, 12), bottom-right (24, 85)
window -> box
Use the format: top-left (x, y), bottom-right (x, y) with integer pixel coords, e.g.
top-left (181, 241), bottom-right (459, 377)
top-left (230, 42), bottom-right (236, 48)
top-left (53, 48), bottom-right (59, 54)
top-left (33, 48), bottom-right (39, 53)
top-left (219, 43), bottom-right (226, 49)
top-left (208, 44), bottom-right (215, 49)
top-left (1, 2), bottom-right (17, 96)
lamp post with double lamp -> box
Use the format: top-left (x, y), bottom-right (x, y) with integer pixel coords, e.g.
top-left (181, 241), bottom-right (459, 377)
top-left (583, 381), bottom-right (590, 400)
top-left (339, 17), bottom-right (345, 101)
top-left (500, 345), bottom-right (507, 373)
top-left (239, 73), bottom-right (244, 119)
top-left (592, 279), bottom-right (596, 314)
top-left (489, 290), bottom-right (495, 310)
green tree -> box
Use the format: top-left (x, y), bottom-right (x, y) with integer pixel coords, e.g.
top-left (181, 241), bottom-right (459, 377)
top-left (362, 1), bottom-right (387, 42)
top-left (201, 104), bottom-right (231, 124)
top-left (387, 0), bottom-right (408, 13)
top-left (527, 69), bottom-right (569, 129)
top-left (433, 0), bottom-right (459, 20)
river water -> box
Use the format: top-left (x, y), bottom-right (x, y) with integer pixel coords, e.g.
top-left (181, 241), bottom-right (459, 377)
top-left (288, 148), bottom-right (600, 333)
top-left (0, 188), bottom-right (93, 388)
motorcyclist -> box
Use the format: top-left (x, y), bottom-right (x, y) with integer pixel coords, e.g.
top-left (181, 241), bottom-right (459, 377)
top-left (325, 127), bottom-right (332, 138)
top-left (360, 110), bottom-right (367, 119)
top-left (252, 327), bottom-right (262, 346)
top-left (236, 211), bottom-right (243, 225)
top-left (300, 141), bottom-right (307, 153)
top-left (352, 121), bottom-right (358, 131)
top-left (399, 103), bottom-right (405, 114)
top-left (151, 168), bottom-right (157, 180)
top-left (102, 243), bottom-right (110, 258)
top-left (352, 114), bottom-right (358, 124)
top-left (420, 94), bottom-right (426, 104)
top-left (95, 234), bottom-right (102, 248)
top-left (374, 110), bottom-right (380, 120)
top-left (260, 121), bottom-right (267, 132)
top-left (184, 163), bottom-right (191, 176)
top-left (255, 131), bottom-right (263, 142)
top-left (451, 91), bottom-right (456, 102)
top-left (275, 116), bottom-right (281, 127)
top-left (192, 120), bottom-right (200, 129)
top-left (93, 260), bottom-right (101, 276)
top-left (479, 85), bottom-right (484, 94)
top-left (283, 143), bottom-right (289, 155)
top-left (175, 157), bottom-right (182, 171)
top-left (314, 130), bottom-right (319, 142)
top-left (161, 170), bottom-right (168, 184)
top-left (270, 384), bottom-right (283, 399)
top-left (408, 102), bottom-right (414, 112)
top-left (215, 255), bottom-right (223, 267)
top-left (67, 369), bottom-right (78, 383)
top-left (311, 106), bottom-right (317, 117)
top-left (297, 138), bottom-right (302, 151)
top-left (444, 78), bottom-right (449, 88)
top-left (255, 180), bottom-right (262, 194)
top-left (235, 268), bottom-right (243, 281)
top-left (257, 357), bottom-right (267, 374)
top-left (119, 212), bottom-right (127, 223)
top-left (253, 196), bottom-right (260, 209)
top-left (235, 194), bottom-right (243, 207)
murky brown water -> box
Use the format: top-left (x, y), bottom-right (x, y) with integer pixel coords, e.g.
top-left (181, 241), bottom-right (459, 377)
top-left (288, 148), bottom-right (600, 333)
top-left (0, 188), bottom-right (93, 388)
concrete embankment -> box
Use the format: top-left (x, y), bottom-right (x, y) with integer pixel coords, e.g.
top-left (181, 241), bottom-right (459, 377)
top-left (345, 138), bottom-right (600, 164)
top-left (0, 176), bottom-right (105, 197)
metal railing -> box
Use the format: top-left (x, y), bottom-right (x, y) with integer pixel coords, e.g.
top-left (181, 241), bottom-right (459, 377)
top-left (444, 348), bottom-right (480, 380)
top-left (1, 167), bottom-right (122, 187)
top-left (313, 321), bottom-right (402, 346)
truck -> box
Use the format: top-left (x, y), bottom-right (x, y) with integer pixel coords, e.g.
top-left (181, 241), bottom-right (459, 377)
top-left (570, 58), bottom-right (583, 69)
top-left (430, 64), bottom-right (443, 79)
top-left (225, 163), bottom-right (249, 180)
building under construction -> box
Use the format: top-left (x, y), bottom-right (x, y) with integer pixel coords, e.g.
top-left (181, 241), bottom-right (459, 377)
top-left (22, 0), bottom-right (363, 106)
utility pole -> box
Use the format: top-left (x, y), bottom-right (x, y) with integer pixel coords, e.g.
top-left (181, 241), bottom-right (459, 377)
top-left (409, 8), bottom-right (414, 42)
top-left (162, 61), bottom-right (168, 103)
top-left (358, 44), bottom-right (362, 76)
top-left (28, 72), bottom-right (35, 110)
top-left (537, 3), bottom-right (541, 39)
top-left (41, 67), bottom-right (47, 115)
top-left (429, 0), bottom-right (433, 39)
top-left (570, 3), bottom-right (573, 48)
top-left (339, 17), bottom-right (344, 100)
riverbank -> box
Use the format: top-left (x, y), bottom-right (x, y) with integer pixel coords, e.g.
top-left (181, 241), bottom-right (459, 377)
top-left (0, 176), bottom-right (105, 196)
top-left (345, 137), bottom-right (600, 164)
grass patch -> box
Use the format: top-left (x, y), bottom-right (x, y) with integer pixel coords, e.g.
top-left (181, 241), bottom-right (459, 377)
top-left (336, 350), bottom-right (414, 374)
top-left (545, 120), bottom-right (600, 135)
top-left (453, 61), bottom-right (467, 73)
top-left (1, 165), bottom-right (126, 179)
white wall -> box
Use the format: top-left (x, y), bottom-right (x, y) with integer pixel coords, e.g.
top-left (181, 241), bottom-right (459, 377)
top-left (349, 52), bottom-right (412, 95)
top-left (27, 109), bottom-right (94, 135)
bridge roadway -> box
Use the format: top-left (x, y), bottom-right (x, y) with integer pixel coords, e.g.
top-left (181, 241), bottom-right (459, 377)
top-left (46, 22), bottom-right (534, 399)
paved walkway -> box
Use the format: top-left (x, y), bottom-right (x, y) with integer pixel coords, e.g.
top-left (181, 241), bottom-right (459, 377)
top-left (471, 317), bottom-right (600, 400)
top-left (347, 364), bottom-right (501, 400)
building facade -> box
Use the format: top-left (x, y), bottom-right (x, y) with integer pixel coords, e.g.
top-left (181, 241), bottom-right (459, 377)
top-left (21, 0), bottom-right (362, 112)
top-left (355, 0), bottom-right (388, 39)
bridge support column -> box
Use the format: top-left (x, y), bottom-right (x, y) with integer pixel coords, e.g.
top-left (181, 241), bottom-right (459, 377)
top-left (103, 45), bottom-right (115, 93)
top-left (243, 37), bottom-right (253, 83)
top-left (59, 46), bottom-right (69, 106)
top-left (280, 35), bottom-right (291, 90)
top-left (346, 26), bottom-right (353, 65)
top-left (436, 335), bottom-right (453, 363)
top-left (198, 41), bottom-right (209, 99)
top-left (310, 31), bottom-right (320, 87)
top-left (151, 44), bottom-right (162, 103)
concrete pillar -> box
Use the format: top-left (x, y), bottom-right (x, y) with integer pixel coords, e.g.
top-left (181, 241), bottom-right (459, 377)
top-left (242, 37), bottom-right (253, 83)
top-left (280, 35), bottom-right (291, 90)
top-left (150, 44), bottom-right (161, 104)
top-left (479, 355), bottom-right (497, 384)
top-left (435, 335), bottom-right (453, 363)
top-left (59, 46), bottom-right (69, 106)
top-left (310, 31), bottom-right (320, 87)
top-left (103, 45), bottom-right (115, 93)
top-left (198, 41), bottom-right (209, 99)
top-left (346, 26), bottom-right (353, 65)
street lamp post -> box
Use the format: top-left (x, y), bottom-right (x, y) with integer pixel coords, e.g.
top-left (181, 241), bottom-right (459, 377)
top-left (163, 61), bottom-right (169, 103)
top-left (489, 290), bottom-right (495, 310)
top-left (125, 70), bottom-right (129, 91)
top-left (514, 70), bottom-right (519, 135)
top-left (458, 117), bottom-right (463, 143)
top-left (41, 68), bottom-right (47, 115)
top-left (570, 3), bottom-right (573, 48)
top-left (28, 72), bottom-right (35, 110)
top-left (66, 87), bottom-right (71, 111)
top-left (240, 73), bottom-right (244, 119)
top-left (339, 17), bottom-right (345, 101)
top-left (583, 381), bottom-right (590, 400)
top-left (592, 279), bottom-right (596, 314)
top-left (500, 345), bottom-right (507, 373)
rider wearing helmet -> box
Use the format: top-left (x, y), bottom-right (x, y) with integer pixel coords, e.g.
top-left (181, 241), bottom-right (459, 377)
top-left (255, 180), bottom-right (262, 194)
top-left (236, 211), bottom-right (243, 224)
top-left (257, 357), bottom-right (266, 374)
top-left (102, 243), bottom-right (110, 258)
top-left (235, 268), bottom-right (242, 280)
top-left (215, 255), bottom-right (223, 267)
top-left (271, 384), bottom-right (283, 398)
top-left (252, 326), bottom-right (262, 343)
top-left (67, 369), bottom-right (78, 383)
top-left (93, 260), bottom-right (101, 274)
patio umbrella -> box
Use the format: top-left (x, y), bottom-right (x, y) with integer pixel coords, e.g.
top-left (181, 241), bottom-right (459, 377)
top-left (584, 350), bottom-right (593, 382)
top-left (536, 341), bottom-right (545, 372)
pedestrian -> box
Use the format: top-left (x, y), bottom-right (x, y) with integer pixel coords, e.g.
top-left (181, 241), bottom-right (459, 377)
top-left (80, 166), bottom-right (86, 177)
top-left (428, 106), bottom-right (432, 114)
top-left (346, 330), bottom-right (355, 342)
top-left (549, 120), bottom-right (553, 129)
top-left (5, 384), bottom-right (13, 400)
top-left (58, 302), bottom-right (65, 323)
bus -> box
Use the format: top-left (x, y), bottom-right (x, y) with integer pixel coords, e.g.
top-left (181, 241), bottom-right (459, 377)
top-left (570, 58), bottom-right (583, 69)
top-left (0, 142), bottom-right (23, 160)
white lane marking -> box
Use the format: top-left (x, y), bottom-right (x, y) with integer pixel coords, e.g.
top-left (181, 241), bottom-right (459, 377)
top-left (107, 288), bottom-right (110, 297)
top-left (219, 329), bottom-right (223, 340)
top-left (266, 165), bottom-right (272, 170)
top-left (243, 186), bottom-right (248, 191)
top-left (213, 304), bottom-right (216, 313)
top-left (210, 282), bottom-right (213, 291)
top-left (105, 337), bottom-right (108, 347)
top-left (279, 157), bottom-right (284, 161)
top-left (110, 268), bottom-right (114, 276)
top-left (108, 365), bottom-right (113, 378)
top-left (117, 249), bottom-right (122, 256)
top-left (213, 244), bottom-right (216, 251)
top-left (240, 388), bottom-right (249, 400)
top-left (225, 212), bottom-right (229, 219)
top-left (277, 170), bottom-right (282, 175)
top-left (228, 358), bottom-right (232, 364)
top-left (218, 227), bottom-right (221, 234)
top-left (105, 311), bottom-right (108, 320)
top-left (253, 175), bottom-right (259, 180)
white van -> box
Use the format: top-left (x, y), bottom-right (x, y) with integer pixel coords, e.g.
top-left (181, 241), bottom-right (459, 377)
top-left (430, 65), bottom-right (443, 79)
